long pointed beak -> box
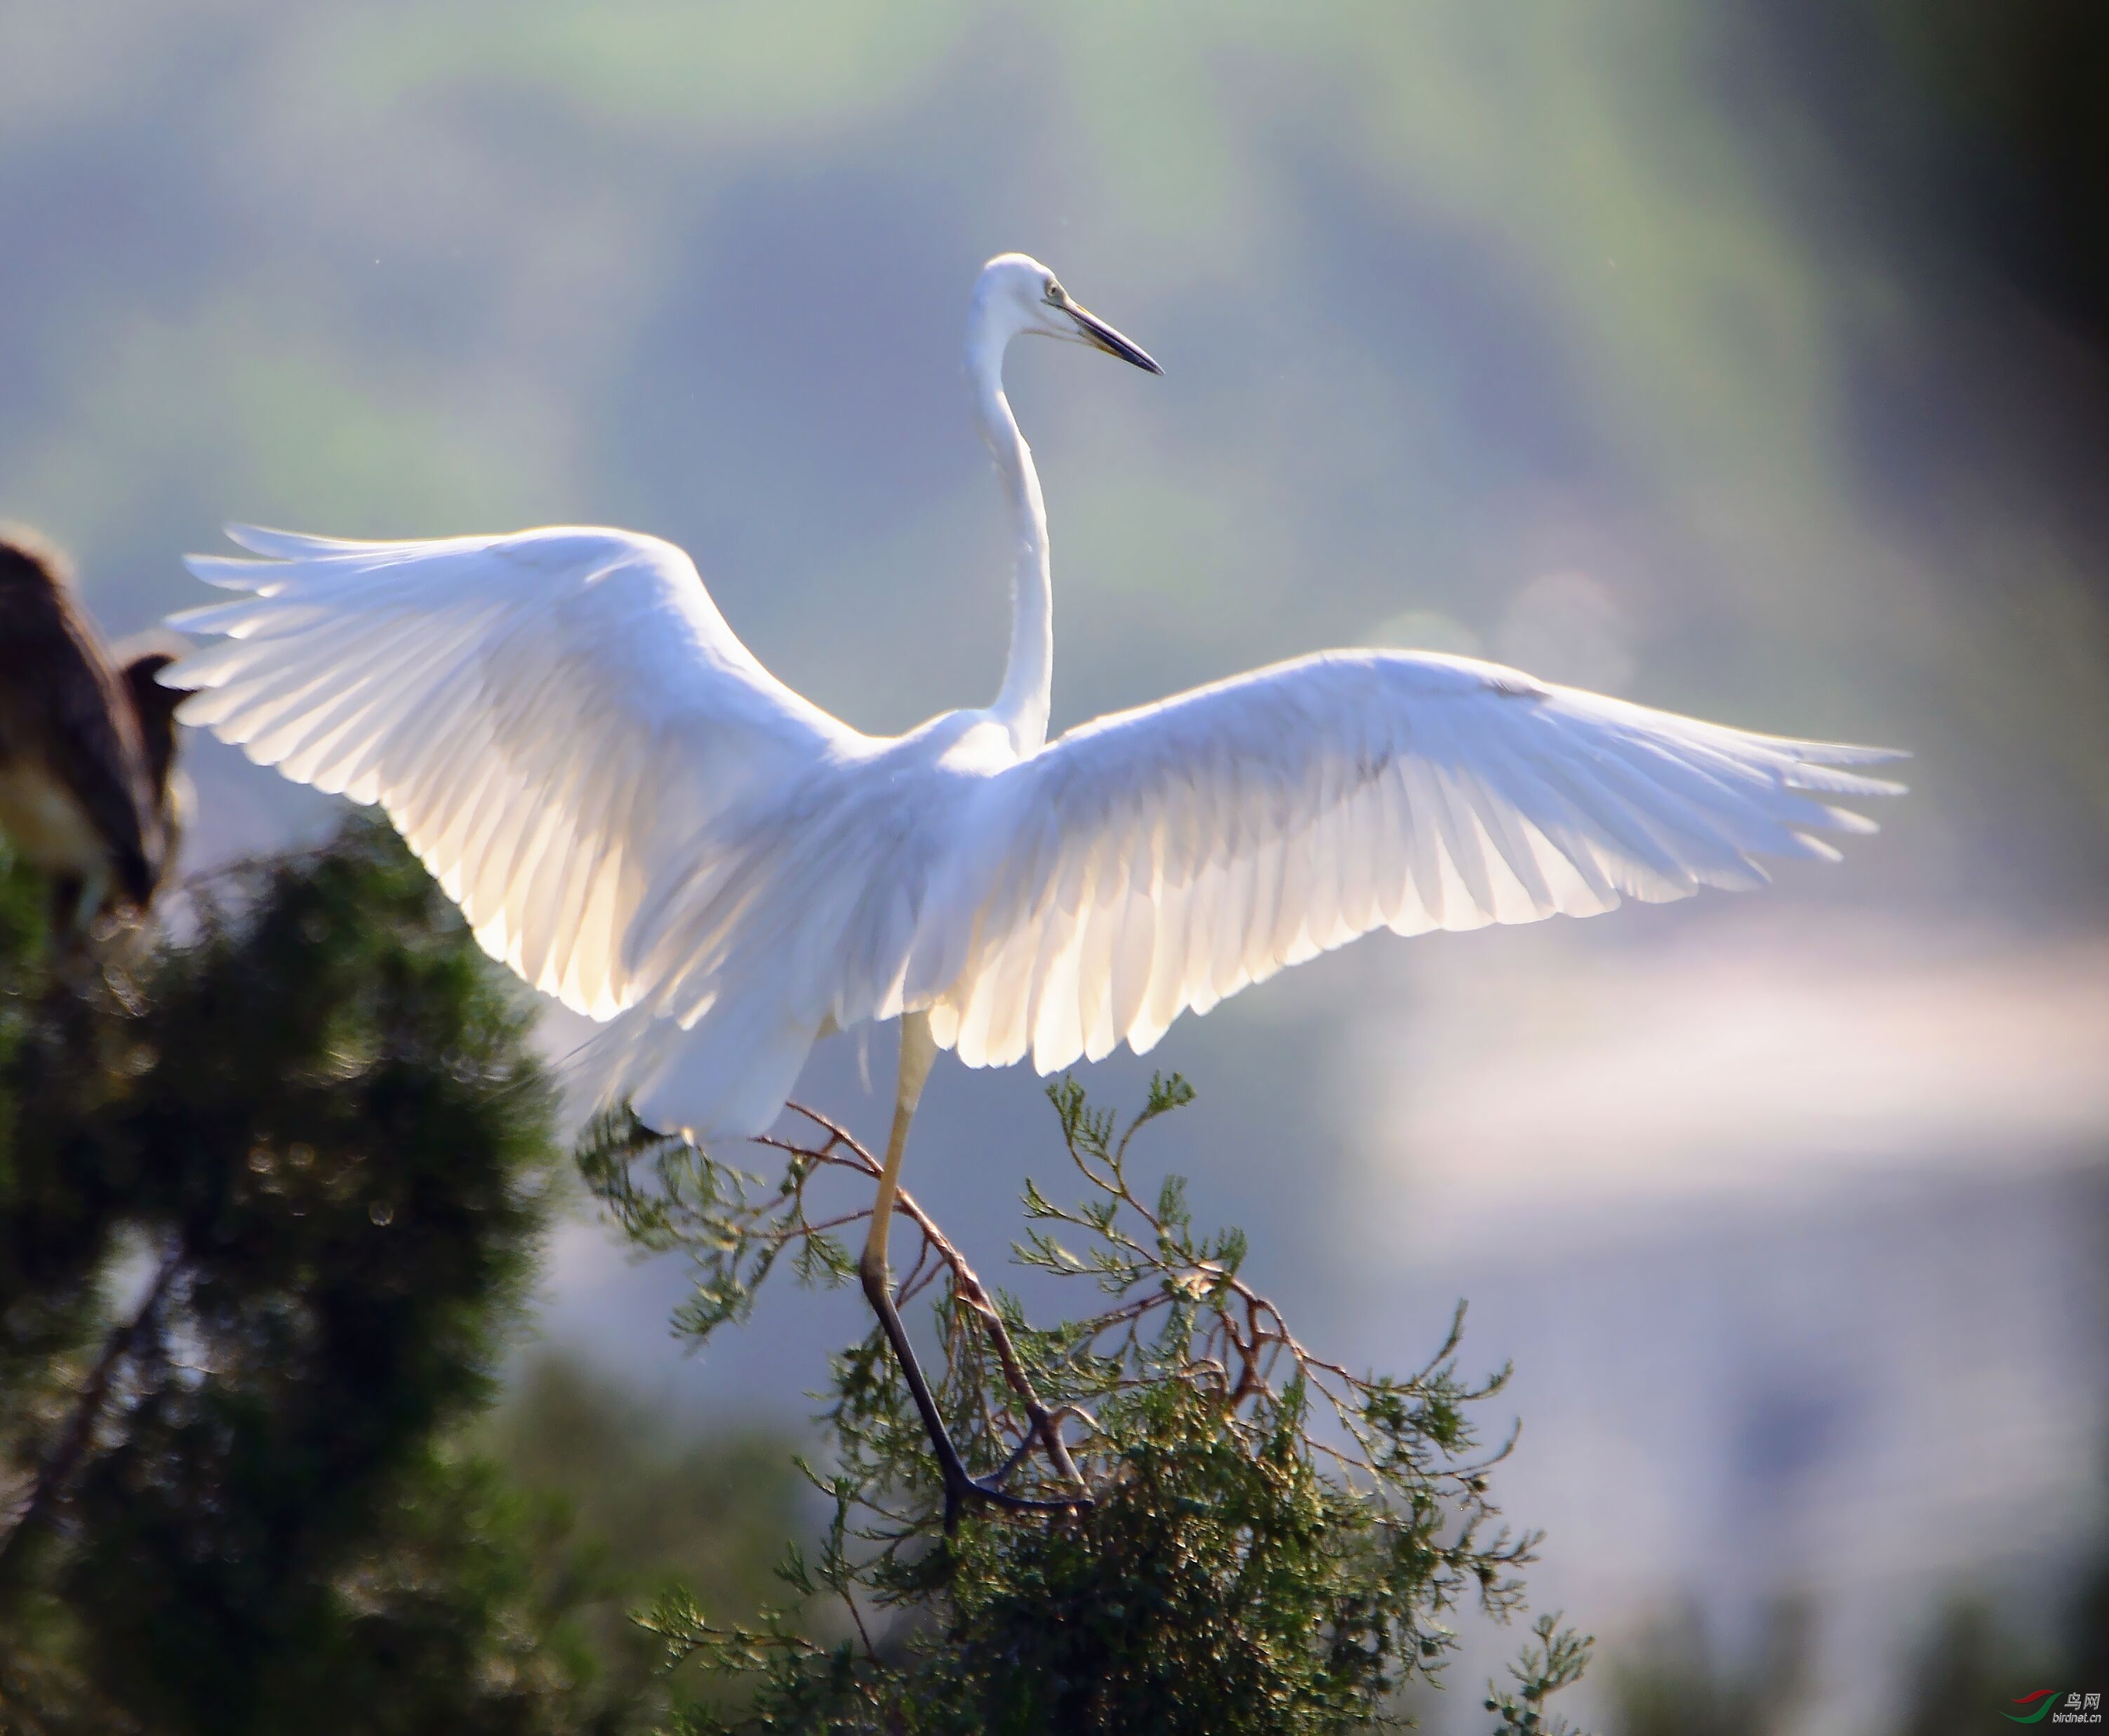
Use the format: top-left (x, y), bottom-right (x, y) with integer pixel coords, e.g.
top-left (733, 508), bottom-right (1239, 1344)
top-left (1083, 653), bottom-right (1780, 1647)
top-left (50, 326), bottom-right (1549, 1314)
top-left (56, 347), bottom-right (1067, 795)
top-left (1063, 299), bottom-right (1164, 375)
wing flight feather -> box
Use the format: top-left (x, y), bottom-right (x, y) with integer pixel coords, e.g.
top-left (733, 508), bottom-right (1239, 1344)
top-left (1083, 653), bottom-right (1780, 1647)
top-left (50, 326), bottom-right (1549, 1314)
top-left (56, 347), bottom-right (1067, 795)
top-left (907, 650), bottom-right (1903, 1071)
top-left (164, 525), bottom-right (861, 1021)
top-left (164, 533), bottom-right (1905, 1142)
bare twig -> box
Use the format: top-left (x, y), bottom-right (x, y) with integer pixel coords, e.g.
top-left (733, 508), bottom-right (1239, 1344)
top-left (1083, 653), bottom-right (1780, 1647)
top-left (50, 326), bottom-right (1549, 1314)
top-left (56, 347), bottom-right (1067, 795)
top-left (777, 1103), bottom-right (1089, 1494)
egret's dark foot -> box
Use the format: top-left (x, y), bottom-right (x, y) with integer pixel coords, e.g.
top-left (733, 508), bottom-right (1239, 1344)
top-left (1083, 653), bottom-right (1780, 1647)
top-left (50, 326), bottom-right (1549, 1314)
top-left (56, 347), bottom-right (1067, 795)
top-left (858, 1259), bottom-right (1089, 1531)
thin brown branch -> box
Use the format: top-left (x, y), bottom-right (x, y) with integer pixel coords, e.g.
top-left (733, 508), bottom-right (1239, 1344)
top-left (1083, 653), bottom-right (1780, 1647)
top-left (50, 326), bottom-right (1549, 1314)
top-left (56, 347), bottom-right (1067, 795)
top-left (768, 1116), bottom-right (1089, 1494)
top-left (739, 1093), bottom-right (1496, 1511)
top-left (759, 1207), bottom-right (871, 1247)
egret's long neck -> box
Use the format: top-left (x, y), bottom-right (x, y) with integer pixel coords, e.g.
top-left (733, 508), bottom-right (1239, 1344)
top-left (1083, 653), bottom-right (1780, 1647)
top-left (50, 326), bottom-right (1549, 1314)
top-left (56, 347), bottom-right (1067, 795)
top-left (969, 326), bottom-right (1052, 758)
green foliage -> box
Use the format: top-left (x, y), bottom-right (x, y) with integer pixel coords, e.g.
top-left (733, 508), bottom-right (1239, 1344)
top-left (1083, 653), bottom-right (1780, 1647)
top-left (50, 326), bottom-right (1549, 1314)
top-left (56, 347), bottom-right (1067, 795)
top-left (1605, 1600), bottom-right (1811, 1736)
top-left (1875, 1544), bottom-right (2107, 1736)
top-left (478, 1354), bottom-right (808, 1730)
top-left (1884, 1599), bottom-right (2047, 1736)
top-left (582, 1076), bottom-right (1592, 1735)
top-left (1, 824), bottom-right (1595, 1733)
top-left (1487, 1616), bottom-right (1595, 1736)
top-left (0, 823), bottom-right (573, 1732)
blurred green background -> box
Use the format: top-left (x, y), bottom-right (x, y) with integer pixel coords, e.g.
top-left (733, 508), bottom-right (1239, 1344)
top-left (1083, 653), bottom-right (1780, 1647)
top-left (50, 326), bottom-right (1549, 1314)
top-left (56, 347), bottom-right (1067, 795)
top-left (4, 4), bottom-right (2107, 1730)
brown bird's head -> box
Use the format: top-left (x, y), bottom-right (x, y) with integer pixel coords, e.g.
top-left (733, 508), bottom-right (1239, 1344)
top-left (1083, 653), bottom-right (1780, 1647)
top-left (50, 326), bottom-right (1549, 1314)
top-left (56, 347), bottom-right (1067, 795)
top-left (0, 528), bottom-right (171, 929)
top-left (0, 525), bottom-right (71, 593)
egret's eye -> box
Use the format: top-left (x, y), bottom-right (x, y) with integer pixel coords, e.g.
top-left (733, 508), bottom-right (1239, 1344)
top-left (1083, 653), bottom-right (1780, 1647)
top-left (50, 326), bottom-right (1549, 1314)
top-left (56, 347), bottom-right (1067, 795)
top-left (1044, 281), bottom-right (1065, 305)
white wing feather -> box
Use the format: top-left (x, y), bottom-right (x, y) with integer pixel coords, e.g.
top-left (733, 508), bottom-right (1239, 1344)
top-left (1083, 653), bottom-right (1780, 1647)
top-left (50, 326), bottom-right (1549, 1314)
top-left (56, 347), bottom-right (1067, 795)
top-left (164, 530), bottom-right (1903, 1143)
top-left (164, 525), bottom-right (862, 1024)
top-left (904, 650), bottom-right (1905, 1072)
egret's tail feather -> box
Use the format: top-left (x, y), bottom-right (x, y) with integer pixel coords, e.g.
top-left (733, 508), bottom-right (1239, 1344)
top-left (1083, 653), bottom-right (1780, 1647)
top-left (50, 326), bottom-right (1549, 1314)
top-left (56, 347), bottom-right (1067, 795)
top-left (559, 1001), bottom-right (817, 1147)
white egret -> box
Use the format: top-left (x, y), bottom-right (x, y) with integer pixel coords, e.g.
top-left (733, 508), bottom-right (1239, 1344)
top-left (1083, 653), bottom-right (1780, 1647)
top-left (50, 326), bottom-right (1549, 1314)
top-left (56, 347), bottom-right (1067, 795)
top-left (160, 252), bottom-right (1904, 1513)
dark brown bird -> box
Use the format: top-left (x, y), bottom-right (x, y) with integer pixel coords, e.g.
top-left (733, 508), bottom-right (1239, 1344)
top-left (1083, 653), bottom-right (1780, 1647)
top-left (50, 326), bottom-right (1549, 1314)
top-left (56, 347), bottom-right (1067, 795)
top-left (115, 642), bottom-right (192, 885)
top-left (121, 651), bottom-right (184, 810)
top-left (0, 529), bottom-right (168, 935)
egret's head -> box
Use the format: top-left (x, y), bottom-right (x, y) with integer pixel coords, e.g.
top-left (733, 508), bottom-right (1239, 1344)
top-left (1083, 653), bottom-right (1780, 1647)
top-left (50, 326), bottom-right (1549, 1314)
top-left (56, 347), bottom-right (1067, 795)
top-left (971, 253), bottom-right (1162, 375)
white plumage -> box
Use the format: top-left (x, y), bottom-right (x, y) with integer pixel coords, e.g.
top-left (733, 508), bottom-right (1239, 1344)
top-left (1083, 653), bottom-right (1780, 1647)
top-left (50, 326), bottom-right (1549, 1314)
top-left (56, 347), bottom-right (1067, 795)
top-left (162, 253), bottom-right (1903, 1149)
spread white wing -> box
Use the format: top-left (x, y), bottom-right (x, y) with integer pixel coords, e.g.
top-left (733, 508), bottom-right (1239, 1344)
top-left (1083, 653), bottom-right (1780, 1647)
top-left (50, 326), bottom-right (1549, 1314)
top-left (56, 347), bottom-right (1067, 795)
top-left (164, 525), bottom-right (862, 1023)
top-left (164, 535), bottom-right (1904, 1144)
top-left (905, 650), bottom-right (1905, 1071)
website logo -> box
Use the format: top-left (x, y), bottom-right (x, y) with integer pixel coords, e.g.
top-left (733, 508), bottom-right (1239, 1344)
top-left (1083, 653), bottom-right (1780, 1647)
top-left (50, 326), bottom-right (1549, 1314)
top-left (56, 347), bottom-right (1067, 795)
top-left (2005, 1691), bottom-right (2103, 1725)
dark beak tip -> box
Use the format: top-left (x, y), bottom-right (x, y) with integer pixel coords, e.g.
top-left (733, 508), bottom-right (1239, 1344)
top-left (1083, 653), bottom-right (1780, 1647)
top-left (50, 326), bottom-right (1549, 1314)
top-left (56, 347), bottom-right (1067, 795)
top-left (1122, 339), bottom-right (1172, 380)
top-left (1068, 304), bottom-right (1162, 376)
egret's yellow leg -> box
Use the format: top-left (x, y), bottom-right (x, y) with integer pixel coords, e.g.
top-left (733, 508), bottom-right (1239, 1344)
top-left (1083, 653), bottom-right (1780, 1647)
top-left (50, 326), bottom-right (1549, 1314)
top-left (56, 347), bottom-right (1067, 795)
top-left (856, 1010), bottom-right (1078, 1527)
top-left (862, 1008), bottom-right (938, 1282)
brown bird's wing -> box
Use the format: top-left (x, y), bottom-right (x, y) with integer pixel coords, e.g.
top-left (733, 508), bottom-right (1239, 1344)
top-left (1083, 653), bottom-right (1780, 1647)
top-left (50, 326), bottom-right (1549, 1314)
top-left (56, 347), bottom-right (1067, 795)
top-left (0, 535), bottom-right (162, 907)
top-left (121, 650), bottom-right (185, 808)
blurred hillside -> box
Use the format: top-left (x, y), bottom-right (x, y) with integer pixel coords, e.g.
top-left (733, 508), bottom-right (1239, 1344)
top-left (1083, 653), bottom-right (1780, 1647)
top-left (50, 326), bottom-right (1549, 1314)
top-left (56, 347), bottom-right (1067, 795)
top-left (4, 4), bottom-right (2106, 1732)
